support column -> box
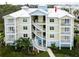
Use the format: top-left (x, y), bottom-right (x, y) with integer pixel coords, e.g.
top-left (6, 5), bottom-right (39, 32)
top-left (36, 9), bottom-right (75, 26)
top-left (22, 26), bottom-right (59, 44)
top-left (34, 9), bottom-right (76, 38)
top-left (45, 15), bottom-right (47, 48)
top-left (42, 39), bottom-right (43, 47)
top-left (70, 43), bottom-right (72, 50)
top-left (59, 18), bottom-right (61, 50)
top-left (14, 18), bottom-right (16, 41)
top-left (37, 50), bottom-right (39, 53)
top-left (59, 41), bottom-right (61, 50)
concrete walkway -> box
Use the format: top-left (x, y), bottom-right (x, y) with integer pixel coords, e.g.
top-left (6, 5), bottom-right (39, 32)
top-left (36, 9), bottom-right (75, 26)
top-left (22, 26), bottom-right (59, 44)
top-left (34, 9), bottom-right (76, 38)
top-left (47, 48), bottom-right (55, 57)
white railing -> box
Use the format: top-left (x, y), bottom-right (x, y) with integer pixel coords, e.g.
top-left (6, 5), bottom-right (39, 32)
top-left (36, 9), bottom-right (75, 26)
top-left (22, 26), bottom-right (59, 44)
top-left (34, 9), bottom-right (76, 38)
top-left (32, 19), bottom-right (45, 23)
top-left (61, 32), bottom-right (70, 34)
top-left (32, 40), bottom-right (47, 51)
top-left (32, 29), bottom-right (45, 39)
top-left (32, 21), bottom-right (45, 32)
top-left (61, 23), bottom-right (71, 26)
top-left (33, 23), bottom-right (44, 32)
top-left (61, 39), bottom-right (70, 43)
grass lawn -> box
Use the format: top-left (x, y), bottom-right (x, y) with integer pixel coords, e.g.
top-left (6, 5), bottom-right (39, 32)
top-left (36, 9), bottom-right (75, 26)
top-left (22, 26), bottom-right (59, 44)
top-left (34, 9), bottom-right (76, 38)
top-left (51, 35), bottom-right (79, 57)
top-left (0, 46), bottom-right (49, 57)
top-left (51, 48), bottom-right (76, 57)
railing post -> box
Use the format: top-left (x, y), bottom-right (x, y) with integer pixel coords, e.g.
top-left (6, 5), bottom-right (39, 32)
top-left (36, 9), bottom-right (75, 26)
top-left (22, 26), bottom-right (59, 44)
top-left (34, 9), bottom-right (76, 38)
top-left (42, 39), bottom-right (43, 47)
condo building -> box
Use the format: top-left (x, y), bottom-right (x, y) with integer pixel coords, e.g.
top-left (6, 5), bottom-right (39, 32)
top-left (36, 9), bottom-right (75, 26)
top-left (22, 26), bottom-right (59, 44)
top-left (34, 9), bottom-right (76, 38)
top-left (3, 5), bottom-right (74, 51)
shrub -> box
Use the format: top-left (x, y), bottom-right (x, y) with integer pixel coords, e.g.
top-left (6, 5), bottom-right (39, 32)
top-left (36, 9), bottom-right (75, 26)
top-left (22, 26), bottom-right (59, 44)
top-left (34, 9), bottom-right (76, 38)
top-left (51, 43), bottom-right (57, 49)
top-left (14, 37), bottom-right (32, 52)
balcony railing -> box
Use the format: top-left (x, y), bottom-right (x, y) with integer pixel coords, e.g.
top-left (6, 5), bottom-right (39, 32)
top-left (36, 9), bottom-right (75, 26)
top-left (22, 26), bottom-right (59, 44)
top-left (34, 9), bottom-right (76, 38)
top-left (61, 39), bottom-right (70, 42)
top-left (33, 19), bottom-right (45, 23)
top-left (61, 32), bottom-right (70, 34)
top-left (6, 31), bottom-right (15, 34)
top-left (61, 23), bottom-right (71, 26)
top-left (6, 23), bottom-right (15, 25)
top-left (7, 39), bottom-right (15, 41)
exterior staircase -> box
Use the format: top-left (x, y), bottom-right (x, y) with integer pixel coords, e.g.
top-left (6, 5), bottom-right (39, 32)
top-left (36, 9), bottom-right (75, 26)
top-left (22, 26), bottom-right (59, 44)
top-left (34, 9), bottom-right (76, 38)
top-left (32, 21), bottom-right (45, 32)
top-left (32, 39), bottom-right (47, 51)
top-left (32, 21), bottom-right (46, 51)
top-left (32, 29), bottom-right (44, 39)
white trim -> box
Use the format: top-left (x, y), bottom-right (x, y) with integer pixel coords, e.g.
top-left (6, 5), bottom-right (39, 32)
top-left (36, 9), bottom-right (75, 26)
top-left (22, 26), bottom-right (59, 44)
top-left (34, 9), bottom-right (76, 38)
top-left (14, 18), bottom-right (16, 41)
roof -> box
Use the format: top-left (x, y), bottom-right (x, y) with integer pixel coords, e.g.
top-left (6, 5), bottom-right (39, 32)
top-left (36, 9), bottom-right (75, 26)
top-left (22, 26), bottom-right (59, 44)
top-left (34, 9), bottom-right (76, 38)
top-left (30, 9), bottom-right (48, 15)
top-left (48, 8), bottom-right (74, 18)
top-left (3, 6), bottom-right (74, 18)
top-left (8, 9), bottom-right (30, 17)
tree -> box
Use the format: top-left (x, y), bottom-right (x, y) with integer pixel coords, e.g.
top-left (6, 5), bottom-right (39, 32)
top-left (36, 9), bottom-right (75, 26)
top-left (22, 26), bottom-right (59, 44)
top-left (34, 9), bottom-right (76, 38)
top-left (0, 4), bottom-right (21, 20)
top-left (0, 32), bottom-right (5, 47)
top-left (74, 30), bottom-right (79, 36)
top-left (61, 8), bottom-right (69, 12)
top-left (73, 10), bottom-right (79, 16)
top-left (14, 37), bottom-right (32, 53)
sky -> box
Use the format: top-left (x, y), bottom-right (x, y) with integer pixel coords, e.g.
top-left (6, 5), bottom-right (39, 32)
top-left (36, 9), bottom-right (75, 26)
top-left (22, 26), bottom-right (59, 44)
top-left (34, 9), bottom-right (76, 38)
top-left (0, 0), bottom-right (79, 5)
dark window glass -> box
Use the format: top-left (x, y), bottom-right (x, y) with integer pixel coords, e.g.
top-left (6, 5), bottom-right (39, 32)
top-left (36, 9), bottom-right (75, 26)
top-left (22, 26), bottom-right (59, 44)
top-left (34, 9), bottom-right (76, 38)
top-left (23, 26), bottom-right (27, 30)
top-left (23, 18), bottom-right (27, 22)
top-left (50, 19), bottom-right (54, 22)
top-left (50, 34), bottom-right (54, 38)
top-left (23, 34), bottom-right (28, 37)
top-left (50, 27), bottom-right (54, 30)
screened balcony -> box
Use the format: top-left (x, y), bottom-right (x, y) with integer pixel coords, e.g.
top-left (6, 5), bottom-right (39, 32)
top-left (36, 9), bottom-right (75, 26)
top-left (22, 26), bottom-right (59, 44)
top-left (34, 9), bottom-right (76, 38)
top-left (6, 19), bottom-right (15, 25)
top-left (61, 27), bottom-right (70, 34)
top-left (61, 19), bottom-right (71, 26)
top-left (32, 16), bottom-right (46, 23)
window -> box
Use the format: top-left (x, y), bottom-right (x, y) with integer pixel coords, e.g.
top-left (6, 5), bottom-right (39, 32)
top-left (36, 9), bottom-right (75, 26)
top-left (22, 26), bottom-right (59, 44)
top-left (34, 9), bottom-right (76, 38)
top-left (50, 34), bottom-right (54, 38)
top-left (9, 27), bottom-right (14, 32)
top-left (23, 34), bottom-right (28, 37)
top-left (64, 19), bottom-right (70, 24)
top-left (50, 19), bottom-right (54, 22)
top-left (23, 26), bottom-right (27, 30)
top-left (23, 18), bottom-right (27, 22)
top-left (50, 26), bottom-right (54, 30)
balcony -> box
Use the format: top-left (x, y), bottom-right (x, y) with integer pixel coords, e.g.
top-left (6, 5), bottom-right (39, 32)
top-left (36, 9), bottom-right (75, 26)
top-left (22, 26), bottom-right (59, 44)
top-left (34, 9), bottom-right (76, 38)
top-left (7, 38), bottom-right (15, 41)
top-left (6, 19), bottom-right (15, 25)
top-left (61, 19), bottom-right (71, 26)
top-left (32, 16), bottom-right (46, 25)
top-left (6, 35), bottom-right (15, 43)
top-left (34, 20), bottom-right (45, 23)
top-left (33, 20), bottom-right (45, 25)
top-left (6, 30), bottom-right (15, 35)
